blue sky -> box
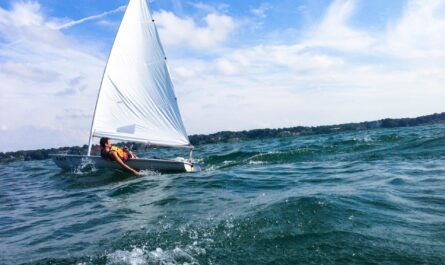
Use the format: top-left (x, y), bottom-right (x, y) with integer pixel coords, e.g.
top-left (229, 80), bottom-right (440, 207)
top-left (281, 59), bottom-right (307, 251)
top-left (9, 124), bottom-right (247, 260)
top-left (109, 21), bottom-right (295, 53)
top-left (1, 0), bottom-right (445, 151)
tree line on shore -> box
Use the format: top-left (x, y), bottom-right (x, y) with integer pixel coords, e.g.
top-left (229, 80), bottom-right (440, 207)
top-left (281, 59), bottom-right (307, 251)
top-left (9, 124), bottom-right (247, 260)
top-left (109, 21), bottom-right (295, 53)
top-left (1, 112), bottom-right (444, 163)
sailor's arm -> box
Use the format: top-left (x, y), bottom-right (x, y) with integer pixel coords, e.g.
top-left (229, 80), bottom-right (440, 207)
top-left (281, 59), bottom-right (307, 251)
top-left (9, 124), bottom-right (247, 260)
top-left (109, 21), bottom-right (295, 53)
top-left (112, 152), bottom-right (140, 175)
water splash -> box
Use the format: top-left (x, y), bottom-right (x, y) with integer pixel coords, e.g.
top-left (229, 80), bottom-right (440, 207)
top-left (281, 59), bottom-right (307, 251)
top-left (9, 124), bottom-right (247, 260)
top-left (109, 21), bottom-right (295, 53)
top-left (139, 169), bottom-right (161, 176)
top-left (73, 157), bottom-right (97, 175)
top-left (105, 245), bottom-right (202, 265)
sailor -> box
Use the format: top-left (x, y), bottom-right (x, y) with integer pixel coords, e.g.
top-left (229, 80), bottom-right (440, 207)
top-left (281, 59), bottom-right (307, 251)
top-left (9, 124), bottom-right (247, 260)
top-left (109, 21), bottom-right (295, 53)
top-left (100, 137), bottom-right (140, 175)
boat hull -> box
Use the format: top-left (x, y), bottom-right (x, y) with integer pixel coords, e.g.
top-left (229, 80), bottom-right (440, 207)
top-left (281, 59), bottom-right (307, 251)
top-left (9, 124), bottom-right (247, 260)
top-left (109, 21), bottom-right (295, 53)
top-left (50, 154), bottom-right (196, 173)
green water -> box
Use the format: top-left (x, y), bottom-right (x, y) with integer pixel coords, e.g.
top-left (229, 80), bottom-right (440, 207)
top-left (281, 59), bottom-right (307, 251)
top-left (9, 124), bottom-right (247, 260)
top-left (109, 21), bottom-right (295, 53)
top-left (1, 125), bottom-right (444, 264)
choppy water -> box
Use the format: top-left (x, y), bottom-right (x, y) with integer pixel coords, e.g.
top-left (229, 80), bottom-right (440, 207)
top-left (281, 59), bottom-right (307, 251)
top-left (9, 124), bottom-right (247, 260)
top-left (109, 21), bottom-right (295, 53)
top-left (1, 125), bottom-right (445, 264)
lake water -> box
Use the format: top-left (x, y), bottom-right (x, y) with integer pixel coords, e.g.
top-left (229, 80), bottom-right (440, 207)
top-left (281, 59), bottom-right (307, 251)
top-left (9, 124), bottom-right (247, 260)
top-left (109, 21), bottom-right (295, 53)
top-left (1, 124), bottom-right (444, 264)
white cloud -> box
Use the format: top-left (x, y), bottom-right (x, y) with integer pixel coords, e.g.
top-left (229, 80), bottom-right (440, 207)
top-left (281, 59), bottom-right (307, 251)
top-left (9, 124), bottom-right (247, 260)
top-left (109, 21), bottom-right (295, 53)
top-left (2, 0), bottom-right (445, 151)
top-left (215, 58), bottom-right (239, 75)
top-left (385, 0), bottom-right (445, 59)
top-left (0, 1), bottom-right (105, 151)
top-left (154, 10), bottom-right (236, 50)
top-left (0, 1), bottom-right (43, 27)
top-left (169, 0), bottom-right (445, 134)
top-left (304, 0), bottom-right (376, 52)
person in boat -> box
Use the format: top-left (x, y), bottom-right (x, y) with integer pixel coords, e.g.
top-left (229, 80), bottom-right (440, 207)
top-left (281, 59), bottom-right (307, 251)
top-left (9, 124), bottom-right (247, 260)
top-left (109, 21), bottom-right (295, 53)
top-left (100, 137), bottom-right (140, 175)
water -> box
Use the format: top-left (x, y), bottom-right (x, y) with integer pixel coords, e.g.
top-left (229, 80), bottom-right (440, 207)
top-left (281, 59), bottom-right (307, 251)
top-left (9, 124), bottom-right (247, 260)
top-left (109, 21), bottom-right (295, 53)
top-left (1, 125), bottom-right (444, 264)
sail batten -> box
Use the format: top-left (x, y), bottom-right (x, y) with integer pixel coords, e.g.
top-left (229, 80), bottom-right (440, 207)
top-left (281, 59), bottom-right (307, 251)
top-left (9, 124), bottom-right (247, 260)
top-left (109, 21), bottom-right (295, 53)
top-left (89, 0), bottom-right (190, 148)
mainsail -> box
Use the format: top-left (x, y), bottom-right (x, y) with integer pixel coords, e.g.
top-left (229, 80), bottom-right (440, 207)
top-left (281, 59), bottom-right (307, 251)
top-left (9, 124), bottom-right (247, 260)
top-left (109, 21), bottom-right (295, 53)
top-left (88, 0), bottom-right (190, 153)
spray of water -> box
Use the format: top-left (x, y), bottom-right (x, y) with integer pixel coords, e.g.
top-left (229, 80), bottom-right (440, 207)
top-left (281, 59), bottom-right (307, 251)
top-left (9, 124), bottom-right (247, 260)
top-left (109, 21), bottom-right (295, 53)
top-left (73, 157), bottom-right (97, 175)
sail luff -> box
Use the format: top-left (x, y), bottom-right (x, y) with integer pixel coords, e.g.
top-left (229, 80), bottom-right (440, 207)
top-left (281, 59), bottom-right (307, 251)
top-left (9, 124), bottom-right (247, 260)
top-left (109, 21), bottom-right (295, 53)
top-left (87, 2), bottom-right (129, 156)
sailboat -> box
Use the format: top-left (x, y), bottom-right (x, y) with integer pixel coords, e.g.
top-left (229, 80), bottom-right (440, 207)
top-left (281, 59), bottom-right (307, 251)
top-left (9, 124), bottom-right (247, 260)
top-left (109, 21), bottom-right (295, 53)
top-left (51, 0), bottom-right (197, 173)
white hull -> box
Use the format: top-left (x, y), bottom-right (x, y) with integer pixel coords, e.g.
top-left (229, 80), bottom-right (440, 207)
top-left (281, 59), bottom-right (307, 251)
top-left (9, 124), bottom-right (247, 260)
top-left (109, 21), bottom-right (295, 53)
top-left (50, 154), bottom-right (197, 173)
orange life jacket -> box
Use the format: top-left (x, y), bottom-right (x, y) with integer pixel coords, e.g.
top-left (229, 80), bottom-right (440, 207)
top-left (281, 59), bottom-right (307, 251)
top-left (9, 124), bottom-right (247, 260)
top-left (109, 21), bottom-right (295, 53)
top-left (101, 146), bottom-right (129, 161)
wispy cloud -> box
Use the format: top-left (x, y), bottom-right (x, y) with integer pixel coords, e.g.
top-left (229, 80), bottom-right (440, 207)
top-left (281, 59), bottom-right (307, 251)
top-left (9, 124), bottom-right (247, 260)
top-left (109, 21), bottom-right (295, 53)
top-left (304, 0), bottom-right (375, 52)
top-left (188, 2), bottom-right (230, 13)
top-left (48, 5), bottom-right (126, 30)
top-left (385, 0), bottom-right (445, 59)
top-left (155, 10), bottom-right (236, 50)
top-left (250, 3), bottom-right (272, 18)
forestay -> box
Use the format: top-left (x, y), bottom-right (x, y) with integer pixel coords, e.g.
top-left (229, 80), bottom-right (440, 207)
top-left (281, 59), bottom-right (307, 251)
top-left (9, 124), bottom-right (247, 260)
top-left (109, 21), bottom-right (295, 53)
top-left (90, 0), bottom-right (190, 148)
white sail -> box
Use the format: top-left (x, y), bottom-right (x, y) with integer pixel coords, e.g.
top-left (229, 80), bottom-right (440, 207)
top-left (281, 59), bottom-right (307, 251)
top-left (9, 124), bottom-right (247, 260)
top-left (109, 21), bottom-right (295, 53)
top-left (90, 0), bottom-right (190, 147)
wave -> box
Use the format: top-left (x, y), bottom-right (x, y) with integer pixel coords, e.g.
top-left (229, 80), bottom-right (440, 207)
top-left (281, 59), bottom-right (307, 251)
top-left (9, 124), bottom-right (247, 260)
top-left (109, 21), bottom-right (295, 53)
top-left (25, 192), bottom-right (444, 265)
top-left (3, 124), bottom-right (445, 264)
top-left (200, 127), bottom-right (445, 169)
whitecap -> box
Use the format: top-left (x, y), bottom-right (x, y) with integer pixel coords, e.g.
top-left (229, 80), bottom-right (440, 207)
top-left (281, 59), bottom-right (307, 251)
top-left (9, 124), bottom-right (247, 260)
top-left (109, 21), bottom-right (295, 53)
top-left (105, 245), bottom-right (203, 265)
top-left (106, 247), bottom-right (147, 265)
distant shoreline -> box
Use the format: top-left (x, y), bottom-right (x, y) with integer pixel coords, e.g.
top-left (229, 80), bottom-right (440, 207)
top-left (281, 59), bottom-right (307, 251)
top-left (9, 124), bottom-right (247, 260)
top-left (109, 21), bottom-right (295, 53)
top-left (1, 112), bottom-right (444, 163)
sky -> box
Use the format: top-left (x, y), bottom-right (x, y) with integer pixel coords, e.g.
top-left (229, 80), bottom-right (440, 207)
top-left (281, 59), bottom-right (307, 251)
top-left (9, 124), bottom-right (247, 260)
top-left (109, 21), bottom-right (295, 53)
top-left (0, 0), bottom-right (444, 152)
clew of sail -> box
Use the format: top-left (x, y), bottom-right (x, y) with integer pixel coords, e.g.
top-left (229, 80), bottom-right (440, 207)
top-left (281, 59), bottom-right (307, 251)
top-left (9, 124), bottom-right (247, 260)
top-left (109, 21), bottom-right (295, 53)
top-left (90, 0), bottom-right (190, 148)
